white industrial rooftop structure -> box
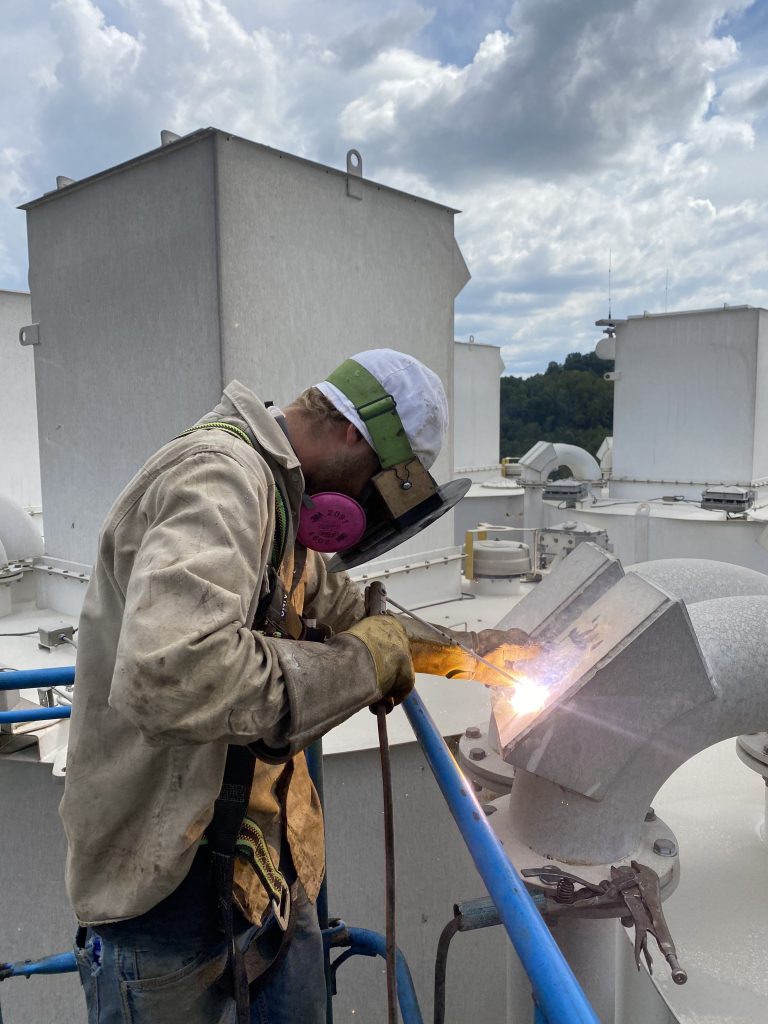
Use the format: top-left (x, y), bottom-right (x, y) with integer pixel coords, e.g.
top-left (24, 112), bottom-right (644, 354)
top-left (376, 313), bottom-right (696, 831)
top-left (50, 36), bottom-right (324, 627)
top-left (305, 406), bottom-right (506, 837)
top-left (2, 129), bottom-right (768, 1024)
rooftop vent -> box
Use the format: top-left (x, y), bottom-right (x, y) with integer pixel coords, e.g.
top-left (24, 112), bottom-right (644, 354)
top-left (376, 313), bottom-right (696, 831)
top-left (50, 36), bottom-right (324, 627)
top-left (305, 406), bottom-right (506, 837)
top-left (700, 486), bottom-right (756, 514)
top-left (543, 480), bottom-right (590, 506)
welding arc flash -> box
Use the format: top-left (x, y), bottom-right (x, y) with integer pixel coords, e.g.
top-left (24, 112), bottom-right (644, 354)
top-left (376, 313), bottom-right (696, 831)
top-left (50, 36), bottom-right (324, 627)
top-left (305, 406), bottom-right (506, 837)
top-left (507, 677), bottom-right (547, 716)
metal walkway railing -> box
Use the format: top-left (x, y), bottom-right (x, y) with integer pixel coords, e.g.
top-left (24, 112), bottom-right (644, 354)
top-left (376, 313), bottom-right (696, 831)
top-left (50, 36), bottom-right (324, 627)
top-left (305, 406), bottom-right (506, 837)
top-left (0, 666), bottom-right (598, 1023)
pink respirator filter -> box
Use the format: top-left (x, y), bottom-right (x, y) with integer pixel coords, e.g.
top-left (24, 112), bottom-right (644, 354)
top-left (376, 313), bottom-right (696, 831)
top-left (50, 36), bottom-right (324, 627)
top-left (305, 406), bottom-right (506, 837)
top-left (297, 493), bottom-right (367, 552)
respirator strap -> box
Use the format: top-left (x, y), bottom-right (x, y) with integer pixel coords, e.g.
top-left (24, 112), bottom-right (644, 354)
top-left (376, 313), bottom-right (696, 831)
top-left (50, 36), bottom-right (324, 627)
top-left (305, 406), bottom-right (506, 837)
top-left (326, 360), bottom-right (415, 469)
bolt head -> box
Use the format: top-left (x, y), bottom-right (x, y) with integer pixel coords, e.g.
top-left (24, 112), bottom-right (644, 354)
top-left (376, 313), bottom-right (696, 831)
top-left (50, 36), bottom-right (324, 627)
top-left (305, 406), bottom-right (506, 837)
top-left (465, 726), bottom-right (482, 739)
top-left (653, 838), bottom-right (677, 858)
top-left (469, 747), bottom-right (486, 762)
top-left (644, 807), bottom-right (656, 822)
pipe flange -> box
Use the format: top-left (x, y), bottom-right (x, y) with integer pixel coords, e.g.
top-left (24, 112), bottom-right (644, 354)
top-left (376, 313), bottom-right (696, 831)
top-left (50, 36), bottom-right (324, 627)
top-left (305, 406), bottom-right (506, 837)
top-left (488, 793), bottom-right (680, 917)
top-left (736, 733), bottom-right (768, 778)
top-left (458, 724), bottom-right (516, 795)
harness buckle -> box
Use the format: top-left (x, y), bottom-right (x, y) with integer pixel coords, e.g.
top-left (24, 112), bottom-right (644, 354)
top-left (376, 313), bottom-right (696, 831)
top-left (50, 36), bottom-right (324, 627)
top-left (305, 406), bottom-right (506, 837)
top-left (271, 882), bottom-right (291, 932)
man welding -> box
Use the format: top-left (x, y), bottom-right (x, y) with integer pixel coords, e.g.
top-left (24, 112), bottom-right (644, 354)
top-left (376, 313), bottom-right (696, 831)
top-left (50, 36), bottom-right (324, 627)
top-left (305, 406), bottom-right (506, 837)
top-left (60, 349), bottom-right (531, 1023)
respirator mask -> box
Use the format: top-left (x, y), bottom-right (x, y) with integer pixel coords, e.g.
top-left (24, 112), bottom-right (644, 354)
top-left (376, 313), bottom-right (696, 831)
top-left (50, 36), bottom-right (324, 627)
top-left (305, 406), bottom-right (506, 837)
top-left (295, 358), bottom-right (470, 571)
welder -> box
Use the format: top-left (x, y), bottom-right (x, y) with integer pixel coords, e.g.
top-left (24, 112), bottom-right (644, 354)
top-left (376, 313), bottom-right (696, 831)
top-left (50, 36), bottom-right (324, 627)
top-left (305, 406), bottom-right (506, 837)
top-left (60, 349), bottom-right (531, 1024)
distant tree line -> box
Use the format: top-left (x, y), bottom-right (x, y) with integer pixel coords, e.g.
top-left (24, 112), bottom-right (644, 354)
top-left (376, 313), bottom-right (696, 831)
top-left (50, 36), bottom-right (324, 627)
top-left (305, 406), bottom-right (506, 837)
top-left (500, 351), bottom-right (614, 459)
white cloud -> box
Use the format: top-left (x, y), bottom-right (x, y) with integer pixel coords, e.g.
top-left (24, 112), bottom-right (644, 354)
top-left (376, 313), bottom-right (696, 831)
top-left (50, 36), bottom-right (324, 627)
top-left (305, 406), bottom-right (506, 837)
top-left (340, 0), bottom-right (754, 183)
top-left (51, 0), bottom-right (144, 95)
top-left (0, 0), bottom-right (767, 376)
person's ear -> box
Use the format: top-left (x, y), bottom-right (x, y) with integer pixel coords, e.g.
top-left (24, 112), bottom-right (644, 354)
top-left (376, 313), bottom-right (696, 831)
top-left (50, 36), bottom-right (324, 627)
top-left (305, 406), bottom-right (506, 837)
top-left (345, 422), bottom-right (365, 448)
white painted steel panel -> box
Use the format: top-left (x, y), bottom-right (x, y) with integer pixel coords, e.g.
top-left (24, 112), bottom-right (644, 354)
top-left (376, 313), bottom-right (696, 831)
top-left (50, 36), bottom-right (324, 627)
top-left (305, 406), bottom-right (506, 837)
top-left (453, 340), bottom-right (503, 473)
top-left (24, 137), bottom-right (222, 566)
top-left (214, 133), bottom-right (465, 561)
top-left (23, 130), bottom-right (468, 571)
top-left (611, 308), bottom-right (762, 498)
top-left (0, 290), bottom-right (41, 510)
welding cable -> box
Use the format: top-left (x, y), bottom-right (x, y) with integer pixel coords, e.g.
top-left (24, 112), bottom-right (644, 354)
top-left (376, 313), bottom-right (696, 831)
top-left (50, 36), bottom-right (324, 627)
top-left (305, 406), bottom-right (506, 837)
top-left (432, 917), bottom-right (460, 1024)
top-left (433, 898), bottom-right (503, 1024)
top-left (365, 580), bottom-right (398, 1024)
top-left (376, 704), bottom-right (397, 1024)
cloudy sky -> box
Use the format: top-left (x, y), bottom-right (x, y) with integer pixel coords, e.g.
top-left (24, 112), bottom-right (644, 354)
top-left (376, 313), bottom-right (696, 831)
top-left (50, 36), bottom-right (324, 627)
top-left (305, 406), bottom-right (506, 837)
top-left (3, 0), bottom-right (768, 374)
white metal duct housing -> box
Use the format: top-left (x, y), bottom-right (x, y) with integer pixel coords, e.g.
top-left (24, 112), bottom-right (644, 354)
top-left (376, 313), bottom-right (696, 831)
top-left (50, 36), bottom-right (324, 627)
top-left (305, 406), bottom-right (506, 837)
top-left (607, 306), bottom-right (768, 501)
top-left (22, 130), bottom-right (470, 571)
top-left (0, 290), bottom-right (41, 510)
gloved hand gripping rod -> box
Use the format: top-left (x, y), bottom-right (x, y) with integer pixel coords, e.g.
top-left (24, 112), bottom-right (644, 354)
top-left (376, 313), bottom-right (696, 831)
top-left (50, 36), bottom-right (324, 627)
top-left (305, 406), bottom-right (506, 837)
top-left (383, 594), bottom-right (522, 686)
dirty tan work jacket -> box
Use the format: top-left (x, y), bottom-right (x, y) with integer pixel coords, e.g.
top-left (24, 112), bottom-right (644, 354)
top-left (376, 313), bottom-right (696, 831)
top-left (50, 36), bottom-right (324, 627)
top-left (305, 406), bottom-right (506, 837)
top-left (60, 381), bottom-right (373, 926)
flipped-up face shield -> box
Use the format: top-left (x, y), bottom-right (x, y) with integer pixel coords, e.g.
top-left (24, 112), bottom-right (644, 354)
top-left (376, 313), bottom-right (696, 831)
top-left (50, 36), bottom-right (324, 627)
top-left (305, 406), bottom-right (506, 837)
top-left (295, 358), bottom-right (470, 571)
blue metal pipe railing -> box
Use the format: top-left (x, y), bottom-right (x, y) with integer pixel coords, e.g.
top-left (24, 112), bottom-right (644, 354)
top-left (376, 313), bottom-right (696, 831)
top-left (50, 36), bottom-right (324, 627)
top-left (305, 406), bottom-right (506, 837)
top-left (0, 667), bottom-right (74, 724)
top-left (402, 691), bottom-right (599, 1024)
top-left (0, 667), bottom-right (75, 690)
top-left (0, 953), bottom-right (77, 981)
top-left (1, 927), bottom-right (425, 1024)
top-left (327, 927), bottom-right (423, 1024)
top-left (0, 707), bottom-right (71, 724)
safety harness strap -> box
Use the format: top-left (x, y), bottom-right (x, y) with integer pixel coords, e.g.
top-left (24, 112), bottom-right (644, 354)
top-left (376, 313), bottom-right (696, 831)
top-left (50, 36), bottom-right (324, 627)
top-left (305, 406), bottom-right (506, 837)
top-left (326, 359), bottom-right (414, 469)
top-left (206, 744), bottom-right (255, 1024)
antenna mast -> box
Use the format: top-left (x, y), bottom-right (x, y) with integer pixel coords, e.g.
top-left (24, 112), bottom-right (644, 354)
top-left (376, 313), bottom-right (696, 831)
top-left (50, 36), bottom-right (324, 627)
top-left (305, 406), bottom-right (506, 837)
top-left (608, 249), bottom-right (612, 320)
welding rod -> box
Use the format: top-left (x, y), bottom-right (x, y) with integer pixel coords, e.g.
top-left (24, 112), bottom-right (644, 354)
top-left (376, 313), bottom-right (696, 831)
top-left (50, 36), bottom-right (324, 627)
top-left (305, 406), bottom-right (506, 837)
top-left (383, 594), bottom-right (520, 686)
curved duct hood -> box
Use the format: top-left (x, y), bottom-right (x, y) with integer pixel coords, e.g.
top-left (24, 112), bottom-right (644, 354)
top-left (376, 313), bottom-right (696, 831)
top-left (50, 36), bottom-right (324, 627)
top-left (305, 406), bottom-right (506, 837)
top-left (0, 492), bottom-right (44, 563)
top-left (518, 441), bottom-right (601, 484)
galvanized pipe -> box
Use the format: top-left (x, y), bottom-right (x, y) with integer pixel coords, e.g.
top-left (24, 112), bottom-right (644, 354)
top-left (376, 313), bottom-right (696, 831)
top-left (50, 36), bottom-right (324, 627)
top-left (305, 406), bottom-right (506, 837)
top-left (402, 691), bottom-right (599, 1024)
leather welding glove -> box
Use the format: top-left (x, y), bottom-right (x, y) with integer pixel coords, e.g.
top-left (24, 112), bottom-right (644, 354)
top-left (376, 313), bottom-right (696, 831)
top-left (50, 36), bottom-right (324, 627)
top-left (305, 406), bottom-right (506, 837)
top-left (342, 615), bottom-right (416, 706)
top-left (401, 618), bottom-right (539, 688)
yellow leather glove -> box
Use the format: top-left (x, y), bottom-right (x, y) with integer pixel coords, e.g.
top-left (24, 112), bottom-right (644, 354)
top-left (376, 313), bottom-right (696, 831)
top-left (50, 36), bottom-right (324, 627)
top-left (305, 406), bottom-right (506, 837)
top-left (406, 622), bottom-right (539, 687)
top-left (343, 615), bottom-right (416, 707)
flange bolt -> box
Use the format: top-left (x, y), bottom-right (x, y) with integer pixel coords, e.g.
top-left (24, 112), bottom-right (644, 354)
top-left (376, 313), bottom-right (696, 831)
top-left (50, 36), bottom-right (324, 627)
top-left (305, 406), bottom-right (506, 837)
top-left (465, 726), bottom-right (481, 739)
top-left (469, 747), bottom-right (486, 761)
top-left (653, 838), bottom-right (678, 858)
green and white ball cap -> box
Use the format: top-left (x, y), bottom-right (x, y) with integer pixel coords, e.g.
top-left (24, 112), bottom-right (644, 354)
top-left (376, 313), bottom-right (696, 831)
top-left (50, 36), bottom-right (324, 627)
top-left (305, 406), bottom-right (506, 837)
top-left (316, 348), bottom-right (448, 470)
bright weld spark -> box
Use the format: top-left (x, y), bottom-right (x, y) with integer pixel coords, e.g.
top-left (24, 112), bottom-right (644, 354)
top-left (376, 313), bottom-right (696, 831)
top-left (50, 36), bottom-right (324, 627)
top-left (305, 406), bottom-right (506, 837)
top-left (507, 675), bottom-right (547, 716)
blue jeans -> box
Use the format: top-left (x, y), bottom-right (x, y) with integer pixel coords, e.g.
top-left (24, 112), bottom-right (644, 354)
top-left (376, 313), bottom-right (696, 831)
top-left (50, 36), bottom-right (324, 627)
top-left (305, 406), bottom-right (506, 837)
top-left (75, 876), bottom-right (326, 1023)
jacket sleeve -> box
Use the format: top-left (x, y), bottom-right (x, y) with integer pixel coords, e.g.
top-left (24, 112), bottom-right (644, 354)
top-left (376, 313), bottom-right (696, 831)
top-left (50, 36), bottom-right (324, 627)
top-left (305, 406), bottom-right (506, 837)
top-left (110, 451), bottom-right (379, 750)
top-left (300, 550), bottom-right (365, 632)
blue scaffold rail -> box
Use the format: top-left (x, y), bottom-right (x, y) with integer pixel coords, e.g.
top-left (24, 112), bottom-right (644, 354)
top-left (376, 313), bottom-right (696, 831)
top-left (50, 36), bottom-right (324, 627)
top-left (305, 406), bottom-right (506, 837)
top-left (402, 691), bottom-right (600, 1024)
top-left (0, 706), bottom-right (71, 724)
top-left (0, 953), bottom-right (77, 981)
top-left (0, 667), bottom-right (74, 724)
top-left (0, 667), bottom-right (75, 690)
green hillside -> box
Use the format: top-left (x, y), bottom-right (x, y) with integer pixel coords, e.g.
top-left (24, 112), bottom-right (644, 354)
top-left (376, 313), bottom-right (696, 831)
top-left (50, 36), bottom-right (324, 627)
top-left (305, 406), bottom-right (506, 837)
top-left (500, 351), bottom-right (614, 459)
